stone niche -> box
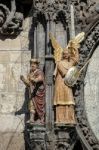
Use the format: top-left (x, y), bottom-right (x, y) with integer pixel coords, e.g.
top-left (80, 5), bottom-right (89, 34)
top-left (0, 17), bottom-right (31, 150)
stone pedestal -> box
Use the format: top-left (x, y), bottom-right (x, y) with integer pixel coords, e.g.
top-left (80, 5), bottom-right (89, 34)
top-left (26, 124), bottom-right (77, 150)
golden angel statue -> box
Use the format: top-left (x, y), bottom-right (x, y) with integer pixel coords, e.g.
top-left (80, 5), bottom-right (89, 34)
top-left (49, 32), bottom-right (85, 124)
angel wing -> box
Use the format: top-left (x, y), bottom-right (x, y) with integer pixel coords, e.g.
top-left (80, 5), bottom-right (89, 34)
top-left (66, 32), bottom-right (85, 55)
top-left (49, 33), bottom-right (63, 63)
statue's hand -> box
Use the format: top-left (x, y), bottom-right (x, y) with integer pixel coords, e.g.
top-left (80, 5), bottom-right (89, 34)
top-left (20, 75), bottom-right (24, 81)
top-left (28, 74), bottom-right (35, 82)
top-left (30, 77), bottom-right (36, 82)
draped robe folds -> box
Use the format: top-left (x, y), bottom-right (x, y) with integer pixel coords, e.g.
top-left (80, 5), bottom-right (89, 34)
top-left (54, 53), bottom-right (79, 124)
top-left (28, 69), bottom-right (45, 120)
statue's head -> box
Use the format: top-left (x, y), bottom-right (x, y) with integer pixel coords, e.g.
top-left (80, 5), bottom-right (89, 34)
top-left (62, 49), bottom-right (70, 60)
top-left (30, 58), bottom-right (40, 72)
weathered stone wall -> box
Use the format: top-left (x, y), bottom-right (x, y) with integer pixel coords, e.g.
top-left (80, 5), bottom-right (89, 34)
top-left (0, 17), bottom-right (31, 150)
top-left (84, 46), bottom-right (99, 140)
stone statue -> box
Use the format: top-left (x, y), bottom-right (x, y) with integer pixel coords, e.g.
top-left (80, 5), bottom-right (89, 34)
top-left (49, 32), bottom-right (85, 124)
top-left (20, 58), bottom-right (45, 124)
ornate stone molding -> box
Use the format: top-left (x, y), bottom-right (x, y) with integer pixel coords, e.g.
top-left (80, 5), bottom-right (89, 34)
top-left (25, 125), bottom-right (77, 150)
top-left (71, 0), bottom-right (98, 32)
top-left (33, 0), bottom-right (70, 23)
top-left (74, 18), bottom-right (99, 150)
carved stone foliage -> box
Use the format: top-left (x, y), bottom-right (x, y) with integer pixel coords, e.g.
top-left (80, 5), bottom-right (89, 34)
top-left (74, 18), bottom-right (99, 150)
top-left (71, 0), bottom-right (99, 31)
top-left (0, 0), bottom-right (24, 35)
top-left (0, 0), bottom-right (33, 35)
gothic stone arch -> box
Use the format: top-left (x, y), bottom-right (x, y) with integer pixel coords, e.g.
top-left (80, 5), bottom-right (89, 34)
top-left (75, 17), bottom-right (99, 150)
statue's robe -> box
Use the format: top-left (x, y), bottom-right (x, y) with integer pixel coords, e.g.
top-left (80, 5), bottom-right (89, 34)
top-left (54, 53), bottom-right (79, 124)
top-left (28, 69), bottom-right (45, 121)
